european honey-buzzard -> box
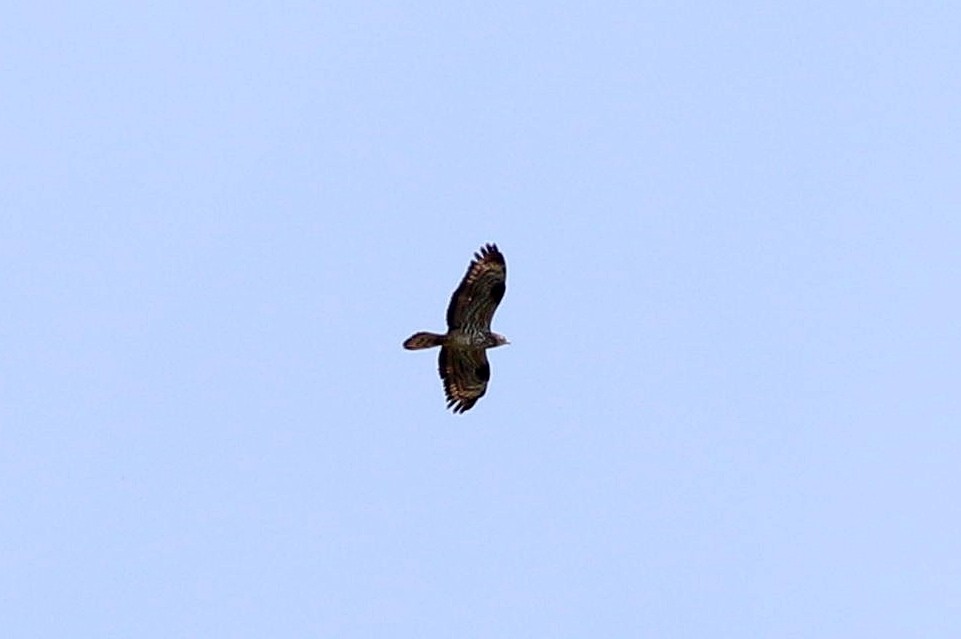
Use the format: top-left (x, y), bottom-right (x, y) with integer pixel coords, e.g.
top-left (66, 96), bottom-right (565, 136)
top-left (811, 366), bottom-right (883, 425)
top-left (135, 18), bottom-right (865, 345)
top-left (403, 243), bottom-right (509, 413)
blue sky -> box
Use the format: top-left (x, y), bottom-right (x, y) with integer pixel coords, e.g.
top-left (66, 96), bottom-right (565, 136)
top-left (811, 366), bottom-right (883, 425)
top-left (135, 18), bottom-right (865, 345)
top-left (3, 2), bottom-right (960, 636)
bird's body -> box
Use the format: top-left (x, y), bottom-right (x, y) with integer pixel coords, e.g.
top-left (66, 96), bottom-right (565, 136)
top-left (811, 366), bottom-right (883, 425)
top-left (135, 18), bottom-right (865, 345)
top-left (449, 329), bottom-right (505, 349)
top-left (403, 243), bottom-right (509, 413)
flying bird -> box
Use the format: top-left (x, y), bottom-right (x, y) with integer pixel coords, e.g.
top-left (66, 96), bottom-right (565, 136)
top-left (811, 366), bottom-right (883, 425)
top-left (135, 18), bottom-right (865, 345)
top-left (403, 243), bottom-right (509, 413)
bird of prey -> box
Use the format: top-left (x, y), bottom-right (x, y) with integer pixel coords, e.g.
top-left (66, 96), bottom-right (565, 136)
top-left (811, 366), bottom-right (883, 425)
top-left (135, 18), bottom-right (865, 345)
top-left (403, 243), bottom-right (509, 413)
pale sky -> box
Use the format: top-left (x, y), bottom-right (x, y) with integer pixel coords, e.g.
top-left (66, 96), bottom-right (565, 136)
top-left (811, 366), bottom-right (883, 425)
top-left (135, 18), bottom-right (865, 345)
top-left (3, 2), bottom-right (960, 637)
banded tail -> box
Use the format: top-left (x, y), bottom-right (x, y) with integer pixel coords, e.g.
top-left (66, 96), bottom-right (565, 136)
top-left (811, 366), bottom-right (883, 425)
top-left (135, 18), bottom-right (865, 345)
top-left (403, 331), bottom-right (447, 350)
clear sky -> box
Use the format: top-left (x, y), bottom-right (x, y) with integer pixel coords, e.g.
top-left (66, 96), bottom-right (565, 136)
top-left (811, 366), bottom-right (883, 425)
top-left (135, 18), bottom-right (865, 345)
top-left (3, 2), bottom-right (960, 637)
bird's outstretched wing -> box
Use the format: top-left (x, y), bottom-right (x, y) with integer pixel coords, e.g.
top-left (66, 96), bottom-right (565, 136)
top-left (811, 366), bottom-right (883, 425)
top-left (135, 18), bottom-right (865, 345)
top-left (438, 346), bottom-right (490, 413)
top-left (446, 243), bottom-right (507, 331)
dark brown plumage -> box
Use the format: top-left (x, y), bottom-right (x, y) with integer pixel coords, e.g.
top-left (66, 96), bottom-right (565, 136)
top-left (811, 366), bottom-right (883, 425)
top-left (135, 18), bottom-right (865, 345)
top-left (403, 243), bottom-right (509, 413)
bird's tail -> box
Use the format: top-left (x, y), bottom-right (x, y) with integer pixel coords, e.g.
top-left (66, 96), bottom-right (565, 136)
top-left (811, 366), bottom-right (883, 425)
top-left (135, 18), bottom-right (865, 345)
top-left (403, 331), bottom-right (446, 350)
